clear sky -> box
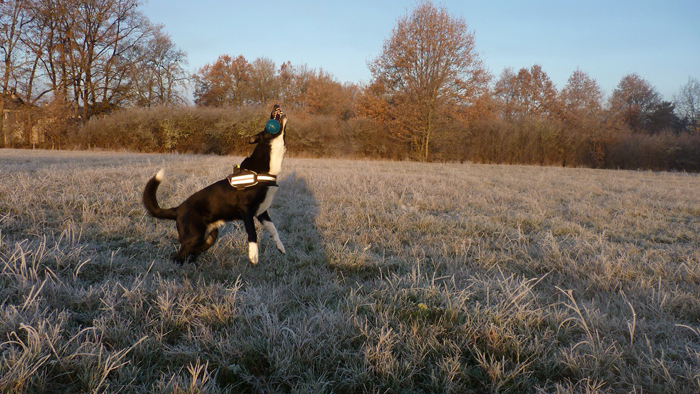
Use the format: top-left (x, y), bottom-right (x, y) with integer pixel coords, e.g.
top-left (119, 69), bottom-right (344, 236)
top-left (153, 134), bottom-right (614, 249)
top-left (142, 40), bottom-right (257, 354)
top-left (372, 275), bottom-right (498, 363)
top-left (141, 0), bottom-right (699, 102)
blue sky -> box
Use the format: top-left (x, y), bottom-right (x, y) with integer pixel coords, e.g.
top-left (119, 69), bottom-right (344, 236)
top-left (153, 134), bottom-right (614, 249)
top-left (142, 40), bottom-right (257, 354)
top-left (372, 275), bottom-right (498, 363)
top-left (141, 0), bottom-right (699, 102)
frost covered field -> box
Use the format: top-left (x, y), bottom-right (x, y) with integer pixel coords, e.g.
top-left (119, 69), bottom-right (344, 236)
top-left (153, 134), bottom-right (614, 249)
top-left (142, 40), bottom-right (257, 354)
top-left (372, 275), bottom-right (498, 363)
top-left (1, 148), bottom-right (700, 392)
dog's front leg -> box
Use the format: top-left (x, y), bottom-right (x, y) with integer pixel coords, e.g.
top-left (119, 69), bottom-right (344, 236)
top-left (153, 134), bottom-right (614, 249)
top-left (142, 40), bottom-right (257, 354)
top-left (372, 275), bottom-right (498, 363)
top-left (257, 211), bottom-right (285, 254)
top-left (242, 211), bottom-right (259, 264)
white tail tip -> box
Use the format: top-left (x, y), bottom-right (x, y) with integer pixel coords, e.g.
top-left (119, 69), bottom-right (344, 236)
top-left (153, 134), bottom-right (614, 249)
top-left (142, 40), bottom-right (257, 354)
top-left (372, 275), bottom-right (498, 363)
top-left (155, 168), bottom-right (165, 181)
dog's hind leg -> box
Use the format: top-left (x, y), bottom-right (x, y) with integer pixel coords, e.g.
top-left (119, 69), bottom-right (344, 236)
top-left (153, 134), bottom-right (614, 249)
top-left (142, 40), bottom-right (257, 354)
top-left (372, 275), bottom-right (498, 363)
top-left (242, 211), bottom-right (259, 264)
top-left (175, 219), bottom-right (210, 263)
top-left (195, 226), bottom-right (219, 255)
top-left (257, 211), bottom-right (285, 254)
top-left (175, 240), bottom-right (200, 264)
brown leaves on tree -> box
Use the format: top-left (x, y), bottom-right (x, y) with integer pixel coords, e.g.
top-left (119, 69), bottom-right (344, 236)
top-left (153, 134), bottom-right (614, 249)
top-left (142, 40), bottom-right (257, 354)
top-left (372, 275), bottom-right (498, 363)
top-left (360, 1), bottom-right (490, 161)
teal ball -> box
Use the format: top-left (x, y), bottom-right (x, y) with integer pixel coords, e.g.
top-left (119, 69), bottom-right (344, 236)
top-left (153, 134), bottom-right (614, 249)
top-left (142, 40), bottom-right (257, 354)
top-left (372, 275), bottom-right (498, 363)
top-left (265, 119), bottom-right (281, 134)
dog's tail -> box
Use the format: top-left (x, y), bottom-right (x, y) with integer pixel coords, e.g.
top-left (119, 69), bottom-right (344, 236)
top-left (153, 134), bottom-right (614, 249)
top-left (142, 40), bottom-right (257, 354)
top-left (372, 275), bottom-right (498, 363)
top-left (143, 169), bottom-right (178, 220)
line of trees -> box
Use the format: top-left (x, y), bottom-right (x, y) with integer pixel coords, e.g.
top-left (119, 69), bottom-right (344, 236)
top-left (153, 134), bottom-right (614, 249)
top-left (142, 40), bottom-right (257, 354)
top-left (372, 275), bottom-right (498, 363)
top-left (191, 57), bottom-right (358, 120)
top-left (185, 2), bottom-right (700, 168)
top-left (0, 0), bottom-right (189, 116)
top-left (356, 2), bottom-right (698, 164)
top-left (2, 1), bottom-right (699, 170)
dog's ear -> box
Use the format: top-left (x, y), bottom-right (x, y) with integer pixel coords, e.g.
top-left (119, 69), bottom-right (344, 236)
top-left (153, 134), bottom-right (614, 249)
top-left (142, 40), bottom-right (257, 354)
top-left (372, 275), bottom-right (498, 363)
top-left (248, 133), bottom-right (261, 144)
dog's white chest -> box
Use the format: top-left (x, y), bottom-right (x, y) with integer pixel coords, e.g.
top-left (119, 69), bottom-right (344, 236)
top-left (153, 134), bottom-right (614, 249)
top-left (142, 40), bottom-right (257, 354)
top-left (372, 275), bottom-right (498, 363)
top-left (268, 135), bottom-right (285, 175)
top-left (255, 186), bottom-right (278, 216)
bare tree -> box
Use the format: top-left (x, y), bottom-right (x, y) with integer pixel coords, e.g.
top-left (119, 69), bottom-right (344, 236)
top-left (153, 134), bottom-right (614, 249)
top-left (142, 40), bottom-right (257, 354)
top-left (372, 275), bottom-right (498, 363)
top-left (364, 0), bottom-right (489, 160)
top-left (130, 26), bottom-right (188, 107)
top-left (28, 0), bottom-right (70, 98)
top-left (0, 0), bottom-right (30, 94)
top-left (11, 0), bottom-right (170, 116)
top-left (674, 76), bottom-right (700, 132)
top-left (66, 0), bottom-right (150, 117)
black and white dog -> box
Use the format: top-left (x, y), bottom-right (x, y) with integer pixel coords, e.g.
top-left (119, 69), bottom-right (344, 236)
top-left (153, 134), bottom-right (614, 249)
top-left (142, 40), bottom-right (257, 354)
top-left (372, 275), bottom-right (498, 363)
top-left (143, 105), bottom-right (287, 264)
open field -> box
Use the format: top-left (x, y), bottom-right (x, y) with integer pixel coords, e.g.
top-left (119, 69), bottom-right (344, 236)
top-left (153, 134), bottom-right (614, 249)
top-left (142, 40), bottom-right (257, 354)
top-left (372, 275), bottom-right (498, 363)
top-left (1, 148), bottom-right (700, 392)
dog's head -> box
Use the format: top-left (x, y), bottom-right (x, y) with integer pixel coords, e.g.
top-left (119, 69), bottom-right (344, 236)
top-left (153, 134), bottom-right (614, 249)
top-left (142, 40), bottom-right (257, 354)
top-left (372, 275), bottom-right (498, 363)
top-left (248, 104), bottom-right (287, 144)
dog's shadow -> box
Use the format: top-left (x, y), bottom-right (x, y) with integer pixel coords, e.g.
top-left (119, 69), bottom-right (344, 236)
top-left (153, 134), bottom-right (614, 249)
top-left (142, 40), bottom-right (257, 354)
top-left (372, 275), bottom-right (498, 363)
top-left (270, 171), bottom-right (325, 266)
top-left (195, 171), bottom-right (330, 284)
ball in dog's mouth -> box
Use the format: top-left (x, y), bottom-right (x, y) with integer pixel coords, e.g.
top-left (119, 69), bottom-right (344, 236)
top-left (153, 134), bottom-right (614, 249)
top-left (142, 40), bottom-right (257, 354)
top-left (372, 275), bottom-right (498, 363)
top-left (265, 119), bottom-right (281, 134)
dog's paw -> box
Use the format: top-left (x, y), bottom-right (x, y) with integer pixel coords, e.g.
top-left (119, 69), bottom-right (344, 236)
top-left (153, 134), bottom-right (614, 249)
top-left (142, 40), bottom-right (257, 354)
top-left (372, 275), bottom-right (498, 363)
top-left (277, 243), bottom-right (286, 255)
top-left (171, 252), bottom-right (184, 264)
top-left (248, 242), bottom-right (259, 265)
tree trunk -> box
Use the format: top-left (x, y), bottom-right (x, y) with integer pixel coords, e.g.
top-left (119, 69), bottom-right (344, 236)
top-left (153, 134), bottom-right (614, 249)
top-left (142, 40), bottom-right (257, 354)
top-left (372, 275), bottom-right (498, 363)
top-left (423, 103), bottom-right (435, 161)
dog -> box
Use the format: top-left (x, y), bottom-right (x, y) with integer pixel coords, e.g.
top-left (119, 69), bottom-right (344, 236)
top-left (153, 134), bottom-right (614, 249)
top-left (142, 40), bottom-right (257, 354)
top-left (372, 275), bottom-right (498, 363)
top-left (143, 105), bottom-right (287, 264)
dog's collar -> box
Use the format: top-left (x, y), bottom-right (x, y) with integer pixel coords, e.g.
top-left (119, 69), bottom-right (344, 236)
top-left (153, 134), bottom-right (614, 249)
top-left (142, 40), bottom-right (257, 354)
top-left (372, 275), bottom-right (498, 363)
top-left (227, 165), bottom-right (277, 190)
